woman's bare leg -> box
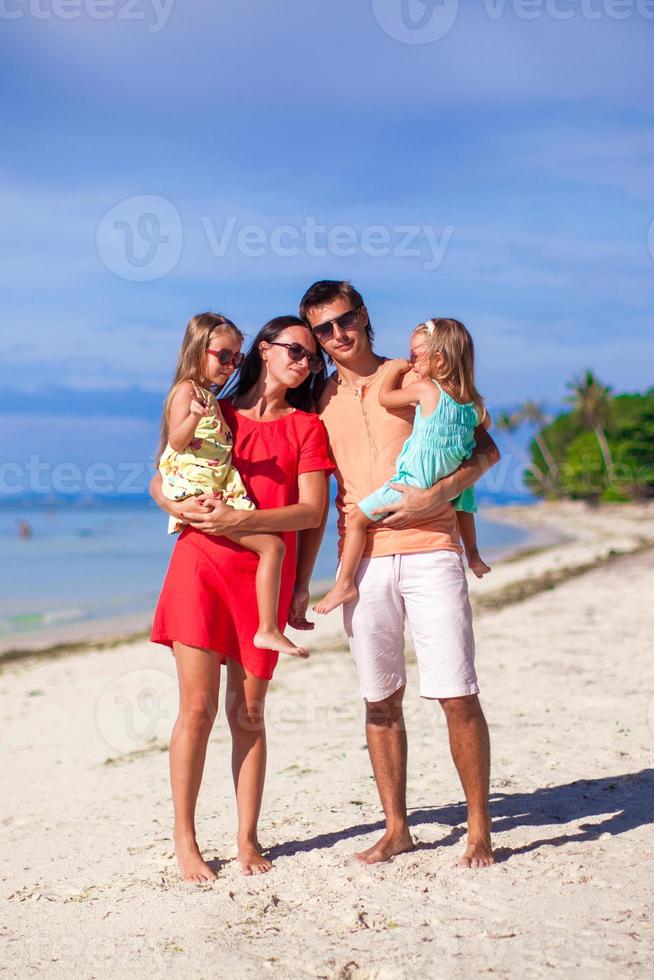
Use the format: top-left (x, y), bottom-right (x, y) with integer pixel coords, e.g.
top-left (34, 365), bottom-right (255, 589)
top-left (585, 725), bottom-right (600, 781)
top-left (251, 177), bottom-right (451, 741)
top-left (457, 512), bottom-right (491, 578)
top-left (223, 530), bottom-right (309, 659)
top-left (314, 506), bottom-right (371, 614)
top-left (169, 642), bottom-right (221, 882)
top-left (225, 659), bottom-right (272, 876)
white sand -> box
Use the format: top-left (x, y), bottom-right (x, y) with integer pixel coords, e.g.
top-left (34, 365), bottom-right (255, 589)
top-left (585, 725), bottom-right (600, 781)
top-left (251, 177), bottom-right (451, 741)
top-left (2, 502), bottom-right (654, 978)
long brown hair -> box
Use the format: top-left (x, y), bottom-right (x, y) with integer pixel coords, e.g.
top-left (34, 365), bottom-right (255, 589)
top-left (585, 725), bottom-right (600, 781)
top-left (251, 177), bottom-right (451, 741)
top-left (156, 312), bottom-right (243, 463)
top-left (413, 318), bottom-right (486, 422)
top-left (234, 316), bottom-right (327, 412)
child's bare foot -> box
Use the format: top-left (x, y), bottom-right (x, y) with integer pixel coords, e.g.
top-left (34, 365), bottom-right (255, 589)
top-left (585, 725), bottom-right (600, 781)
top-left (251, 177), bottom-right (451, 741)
top-left (313, 582), bottom-right (358, 614)
top-left (237, 840), bottom-right (273, 876)
top-left (253, 628), bottom-right (309, 659)
top-left (174, 832), bottom-right (218, 883)
top-left (467, 553), bottom-right (491, 579)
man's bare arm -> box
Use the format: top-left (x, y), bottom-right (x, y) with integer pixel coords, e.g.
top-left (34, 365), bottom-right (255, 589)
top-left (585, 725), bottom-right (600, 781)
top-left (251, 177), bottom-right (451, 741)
top-left (376, 426), bottom-right (500, 528)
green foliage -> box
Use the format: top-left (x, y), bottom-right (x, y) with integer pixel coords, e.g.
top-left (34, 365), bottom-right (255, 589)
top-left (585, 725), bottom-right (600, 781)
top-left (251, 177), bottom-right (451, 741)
top-left (526, 384), bottom-right (654, 501)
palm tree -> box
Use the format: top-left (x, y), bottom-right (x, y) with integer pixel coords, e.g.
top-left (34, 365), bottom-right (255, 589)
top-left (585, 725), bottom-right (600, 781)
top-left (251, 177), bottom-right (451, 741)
top-left (496, 410), bottom-right (552, 495)
top-left (566, 370), bottom-right (615, 482)
top-left (517, 400), bottom-right (559, 488)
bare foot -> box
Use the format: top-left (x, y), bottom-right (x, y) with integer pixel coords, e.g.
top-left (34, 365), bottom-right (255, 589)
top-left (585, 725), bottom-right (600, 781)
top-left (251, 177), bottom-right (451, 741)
top-left (237, 841), bottom-right (273, 876)
top-left (253, 628), bottom-right (309, 659)
top-left (457, 821), bottom-right (495, 869)
top-left (467, 553), bottom-right (491, 579)
top-left (313, 582), bottom-right (358, 615)
top-left (174, 833), bottom-right (218, 883)
top-left (355, 830), bottom-right (415, 865)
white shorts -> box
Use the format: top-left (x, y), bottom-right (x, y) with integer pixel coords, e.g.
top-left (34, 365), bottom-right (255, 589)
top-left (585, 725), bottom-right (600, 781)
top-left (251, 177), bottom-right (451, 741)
top-left (342, 550), bottom-right (478, 702)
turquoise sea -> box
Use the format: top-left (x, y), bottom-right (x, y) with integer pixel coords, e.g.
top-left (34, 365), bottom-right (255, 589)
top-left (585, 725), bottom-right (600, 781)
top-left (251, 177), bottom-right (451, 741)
top-left (0, 495), bottom-right (534, 645)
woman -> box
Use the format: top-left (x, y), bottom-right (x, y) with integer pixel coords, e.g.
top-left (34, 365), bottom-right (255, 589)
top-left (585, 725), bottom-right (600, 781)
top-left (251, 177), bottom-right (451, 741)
top-left (150, 316), bottom-right (333, 881)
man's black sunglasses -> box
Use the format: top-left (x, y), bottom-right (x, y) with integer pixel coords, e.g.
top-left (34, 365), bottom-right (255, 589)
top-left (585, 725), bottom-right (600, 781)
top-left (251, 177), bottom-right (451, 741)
top-left (310, 306), bottom-right (361, 341)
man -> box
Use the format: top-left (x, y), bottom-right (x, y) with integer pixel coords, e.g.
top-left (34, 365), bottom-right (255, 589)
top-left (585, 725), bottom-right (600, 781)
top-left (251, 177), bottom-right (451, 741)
top-left (291, 280), bottom-right (498, 868)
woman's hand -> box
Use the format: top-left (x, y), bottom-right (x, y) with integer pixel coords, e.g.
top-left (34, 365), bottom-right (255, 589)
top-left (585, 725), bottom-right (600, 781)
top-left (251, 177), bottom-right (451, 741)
top-left (287, 584), bottom-right (315, 631)
top-left (183, 495), bottom-right (243, 534)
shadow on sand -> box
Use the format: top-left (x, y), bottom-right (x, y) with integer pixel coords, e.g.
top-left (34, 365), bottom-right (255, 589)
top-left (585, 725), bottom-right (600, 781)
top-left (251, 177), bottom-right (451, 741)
top-left (266, 769), bottom-right (654, 863)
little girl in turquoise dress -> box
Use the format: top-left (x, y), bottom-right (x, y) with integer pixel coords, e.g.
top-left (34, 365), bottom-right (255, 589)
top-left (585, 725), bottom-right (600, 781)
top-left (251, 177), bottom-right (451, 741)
top-left (315, 317), bottom-right (491, 615)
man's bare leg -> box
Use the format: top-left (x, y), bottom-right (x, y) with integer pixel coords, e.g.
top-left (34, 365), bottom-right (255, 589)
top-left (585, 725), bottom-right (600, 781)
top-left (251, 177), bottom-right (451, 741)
top-left (439, 694), bottom-right (495, 868)
top-left (356, 685), bottom-right (415, 864)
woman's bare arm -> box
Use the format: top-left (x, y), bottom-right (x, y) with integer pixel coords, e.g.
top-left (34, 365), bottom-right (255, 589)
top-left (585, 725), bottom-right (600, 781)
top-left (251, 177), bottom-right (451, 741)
top-left (183, 470), bottom-right (327, 535)
top-left (288, 474), bottom-right (332, 630)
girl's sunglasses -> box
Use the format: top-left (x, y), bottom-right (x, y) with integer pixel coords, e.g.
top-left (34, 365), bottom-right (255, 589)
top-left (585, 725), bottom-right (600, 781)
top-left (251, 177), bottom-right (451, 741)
top-left (207, 347), bottom-right (244, 369)
top-left (269, 342), bottom-right (323, 375)
top-left (311, 307), bottom-right (361, 341)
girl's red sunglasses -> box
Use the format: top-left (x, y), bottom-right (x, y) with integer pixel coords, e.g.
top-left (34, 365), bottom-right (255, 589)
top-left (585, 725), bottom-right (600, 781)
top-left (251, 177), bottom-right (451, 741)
top-left (207, 348), bottom-right (244, 369)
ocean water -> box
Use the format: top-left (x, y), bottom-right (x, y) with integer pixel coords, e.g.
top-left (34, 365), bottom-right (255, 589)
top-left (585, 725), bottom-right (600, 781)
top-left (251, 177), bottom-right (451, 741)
top-left (0, 496), bottom-right (533, 644)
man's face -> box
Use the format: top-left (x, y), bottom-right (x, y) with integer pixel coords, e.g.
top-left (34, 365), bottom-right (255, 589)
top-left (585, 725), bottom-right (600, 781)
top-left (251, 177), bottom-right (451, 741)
top-left (303, 297), bottom-right (370, 367)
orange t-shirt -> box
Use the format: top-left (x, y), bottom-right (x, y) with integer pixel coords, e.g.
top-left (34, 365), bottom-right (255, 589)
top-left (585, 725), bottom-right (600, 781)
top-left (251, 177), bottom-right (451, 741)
top-left (319, 359), bottom-right (462, 560)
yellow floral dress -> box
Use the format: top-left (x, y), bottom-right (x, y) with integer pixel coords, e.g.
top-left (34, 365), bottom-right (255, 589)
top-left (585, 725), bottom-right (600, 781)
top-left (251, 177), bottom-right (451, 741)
top-left (159, 382), bottom-right (255, 534)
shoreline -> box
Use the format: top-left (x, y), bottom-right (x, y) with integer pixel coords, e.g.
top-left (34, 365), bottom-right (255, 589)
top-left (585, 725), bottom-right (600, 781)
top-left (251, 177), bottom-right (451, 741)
top-left (2, 500), bottom-right (652, 668)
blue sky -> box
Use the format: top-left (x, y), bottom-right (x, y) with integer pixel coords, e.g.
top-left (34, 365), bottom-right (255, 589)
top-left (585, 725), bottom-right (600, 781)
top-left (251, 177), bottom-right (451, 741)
top-left (1, 1), bottom-right (653, 491)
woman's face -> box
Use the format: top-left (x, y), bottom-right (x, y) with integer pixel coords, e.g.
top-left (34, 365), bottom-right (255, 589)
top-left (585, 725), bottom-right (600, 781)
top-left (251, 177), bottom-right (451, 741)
top-left (260, 325), bottom-right (319, 390)
top-left (203, 330), bottom-right (243, 388)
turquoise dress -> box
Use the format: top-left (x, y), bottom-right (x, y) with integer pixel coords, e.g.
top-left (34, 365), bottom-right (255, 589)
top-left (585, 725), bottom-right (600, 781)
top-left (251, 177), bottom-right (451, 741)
top-left (358, 380), bottom-right (480, 522)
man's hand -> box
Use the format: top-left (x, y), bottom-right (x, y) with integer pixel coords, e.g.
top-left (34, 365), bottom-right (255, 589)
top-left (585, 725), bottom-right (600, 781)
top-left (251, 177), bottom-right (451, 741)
top-left (287, 584), bottom-right (315, 631)
top-left (373, 482), bottom-right (447, 529)
top-left (183, 495), bottom-right (241, 534)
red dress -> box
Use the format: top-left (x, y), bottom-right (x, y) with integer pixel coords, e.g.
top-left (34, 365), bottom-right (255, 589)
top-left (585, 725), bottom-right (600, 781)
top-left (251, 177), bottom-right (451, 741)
top-left (150, 400), bottom-right (334, 680)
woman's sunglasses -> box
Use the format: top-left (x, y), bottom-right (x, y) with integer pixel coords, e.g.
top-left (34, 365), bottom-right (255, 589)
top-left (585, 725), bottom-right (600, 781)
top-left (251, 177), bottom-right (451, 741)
top-left (207, 347), bottom-right (244, 369)
top-left (269, 342), bottom-right (323, 375)
top-left (310, 307), bottom-right (361, 341)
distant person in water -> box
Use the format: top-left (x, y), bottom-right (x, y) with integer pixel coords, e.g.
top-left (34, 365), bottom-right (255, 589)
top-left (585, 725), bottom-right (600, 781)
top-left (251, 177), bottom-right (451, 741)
top-left (18, 520), bottom-right (32, 540)
top-left (315, 317), bottom-right (491, 616)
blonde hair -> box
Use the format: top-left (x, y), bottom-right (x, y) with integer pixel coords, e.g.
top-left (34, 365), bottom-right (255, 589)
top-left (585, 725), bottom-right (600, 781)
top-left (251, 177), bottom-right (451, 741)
top-left (413, 317), bottom-right (486, 422)
top-left (156, 312), bottom-right (243, 464)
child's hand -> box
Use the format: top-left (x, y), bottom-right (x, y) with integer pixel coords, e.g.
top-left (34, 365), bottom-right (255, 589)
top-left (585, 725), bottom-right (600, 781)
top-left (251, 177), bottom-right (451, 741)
top-left (190, 398), bottom-right (211, 417)
top-left (390, 358), bottom-right (412, 373)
